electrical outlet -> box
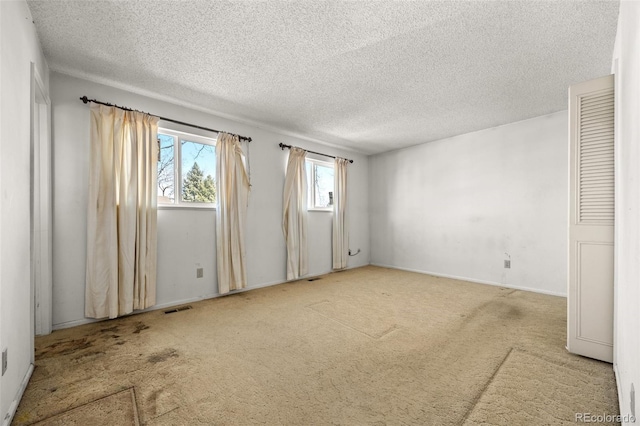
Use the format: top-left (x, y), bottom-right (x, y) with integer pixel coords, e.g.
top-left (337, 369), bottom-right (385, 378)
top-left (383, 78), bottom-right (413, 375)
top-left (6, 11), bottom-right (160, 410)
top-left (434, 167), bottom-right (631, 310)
top-left (196, 268), bottom-right (203, 278)
top-left (504, 260), bottom-right (511, 269)
top-left (2, 348), bottom-right (7, 376)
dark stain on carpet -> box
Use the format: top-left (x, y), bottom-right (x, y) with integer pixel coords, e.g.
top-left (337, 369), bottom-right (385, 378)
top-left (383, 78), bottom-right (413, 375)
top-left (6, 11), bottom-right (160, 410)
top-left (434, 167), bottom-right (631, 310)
top-left (133, 322), bottom-right (150, 334)
top-left (147, 348), bottom-right (179, 363)
top-left (36, 338), bottom-right (93, 360)
top-left (72, 350), bottom-right (106, 362)
top-left (460, 298), bottom-right (523, 329)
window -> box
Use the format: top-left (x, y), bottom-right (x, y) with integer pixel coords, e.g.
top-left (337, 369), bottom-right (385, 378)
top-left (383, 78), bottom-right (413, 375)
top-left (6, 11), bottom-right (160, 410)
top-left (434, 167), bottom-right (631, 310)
top-left (306, 158), bottom-right (334, 210)
top-left (157, 128), bottom-right (217, 206)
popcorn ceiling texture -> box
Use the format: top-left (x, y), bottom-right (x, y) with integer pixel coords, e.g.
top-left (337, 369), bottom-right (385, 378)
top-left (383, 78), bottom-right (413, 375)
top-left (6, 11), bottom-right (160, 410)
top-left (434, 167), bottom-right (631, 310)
top-left (27, 1), bottom-right (619, 154)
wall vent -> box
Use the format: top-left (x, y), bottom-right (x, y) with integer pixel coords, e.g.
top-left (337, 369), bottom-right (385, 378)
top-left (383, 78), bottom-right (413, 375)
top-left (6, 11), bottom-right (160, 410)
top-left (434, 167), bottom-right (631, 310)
top-left (577, 89), bottom-right (614, 224)
top-left (164, 305), bottom-right (193, 314)
top-left (307, 277), bottom-right (321, 282)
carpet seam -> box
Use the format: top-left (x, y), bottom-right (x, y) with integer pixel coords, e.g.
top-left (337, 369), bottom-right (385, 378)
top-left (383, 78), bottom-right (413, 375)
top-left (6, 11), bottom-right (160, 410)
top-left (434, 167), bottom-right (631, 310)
top-left (514, 347), bottom-right (612, 374)
top-left (144, 406), bottom-right (180, 423)
top-left (459, 347), bottom-right (514, 424)
top-left (306, 303), bottom-right (400, 339)
top-left (131, 387), bottom-right (141, 426)
top-left (25, 387), bottom-right (137, 426)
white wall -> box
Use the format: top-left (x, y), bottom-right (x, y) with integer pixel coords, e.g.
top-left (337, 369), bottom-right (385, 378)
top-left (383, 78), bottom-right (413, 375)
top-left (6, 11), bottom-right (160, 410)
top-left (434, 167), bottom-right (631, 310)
top-left (1, 3), bottom-right (3, 419)
top-left (612, 1), bottom-right (640, 423)
top-left (369, 111), bottom-right (568, 296)
top-left (0, 1), bottom-right (49, 423)
top-left (51, 72), bottom-right (370, 328)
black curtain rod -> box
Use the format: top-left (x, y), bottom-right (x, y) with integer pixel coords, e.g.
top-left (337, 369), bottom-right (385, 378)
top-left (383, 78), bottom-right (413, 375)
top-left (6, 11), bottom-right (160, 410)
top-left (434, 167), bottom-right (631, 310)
top-left (279, 143), bottom-right (353, 163)
top-left (80, 96), bottom-right (252, 142)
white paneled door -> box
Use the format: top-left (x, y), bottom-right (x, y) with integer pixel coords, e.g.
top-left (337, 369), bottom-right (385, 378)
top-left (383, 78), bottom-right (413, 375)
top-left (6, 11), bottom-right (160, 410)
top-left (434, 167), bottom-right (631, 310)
top-left (568, 75), bottom-right (614, 363)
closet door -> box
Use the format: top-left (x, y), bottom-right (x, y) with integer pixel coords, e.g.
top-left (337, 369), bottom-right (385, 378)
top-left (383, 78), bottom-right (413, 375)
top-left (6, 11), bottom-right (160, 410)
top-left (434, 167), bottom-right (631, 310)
top-left (567, 74), bottom-right (614, 363)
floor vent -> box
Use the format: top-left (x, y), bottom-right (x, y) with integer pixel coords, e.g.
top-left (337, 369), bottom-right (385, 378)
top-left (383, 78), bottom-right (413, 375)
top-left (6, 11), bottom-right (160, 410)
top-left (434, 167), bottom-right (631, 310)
top-left (308, 278), bottom-right (321, 282)
top-left (164, 305), bottom-right (193, 314)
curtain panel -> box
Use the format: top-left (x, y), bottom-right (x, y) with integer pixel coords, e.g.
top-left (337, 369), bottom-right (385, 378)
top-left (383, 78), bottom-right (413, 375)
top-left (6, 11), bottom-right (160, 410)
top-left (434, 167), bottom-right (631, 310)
top-left (85, 104), bottom-right (159, 319)
top-left (283, 147), bottom-right (308, 280)
top-left (332, 158), bottom-right (349, 270)
top-left (216, 133), bottom-right (250, 294)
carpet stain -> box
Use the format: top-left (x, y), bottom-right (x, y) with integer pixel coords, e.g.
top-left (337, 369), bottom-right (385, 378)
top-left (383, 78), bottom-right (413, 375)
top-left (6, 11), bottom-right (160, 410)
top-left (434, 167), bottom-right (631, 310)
top-left (460, 297), bottom-right (523, 328)
top-left (145, 388), bottom-right (180, 419)
top-left (503, 306), bottom-right (522, 319)
top-left (72, 350), bottom-right (106, 362)
top-left (37, 322), bottom-right (144, 361)
top-left (147, 348), bottom-right (179, 363)
top-left (36, 338), bottom-right (93, 360)
top-left (146, 390), bottom-right (162, 416)
top-left (498, 289), bottom-right (518, 297)
top-left (133, 322), bottom-right (150, 334)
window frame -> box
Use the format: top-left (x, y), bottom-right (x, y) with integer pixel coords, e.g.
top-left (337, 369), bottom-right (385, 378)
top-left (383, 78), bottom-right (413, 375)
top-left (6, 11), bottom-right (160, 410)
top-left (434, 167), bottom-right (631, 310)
top-left (306, 157), bottom-right (335, 212)
top-left (157, 127), bottom-right (218, 210)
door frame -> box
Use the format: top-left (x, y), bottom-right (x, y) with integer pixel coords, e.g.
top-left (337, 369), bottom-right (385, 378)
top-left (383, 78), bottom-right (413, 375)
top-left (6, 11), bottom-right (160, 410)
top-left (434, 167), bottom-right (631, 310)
top-left (30, 63), bottom-right (52, 341)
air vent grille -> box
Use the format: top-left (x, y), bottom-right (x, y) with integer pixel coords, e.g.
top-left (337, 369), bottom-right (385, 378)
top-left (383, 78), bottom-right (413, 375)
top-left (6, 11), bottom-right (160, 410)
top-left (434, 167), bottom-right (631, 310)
top-left (164, 305), bottom-right (193, 314)
top-left (578, 89), bottom-right (614, 224)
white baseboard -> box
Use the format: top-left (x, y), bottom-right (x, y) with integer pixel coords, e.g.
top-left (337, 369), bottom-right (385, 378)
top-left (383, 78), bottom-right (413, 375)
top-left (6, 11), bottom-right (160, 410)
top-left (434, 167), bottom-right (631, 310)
top-left (52, 293), bottom-right (222, 330)
top-left (52, 265), bottom-right (369, 330)
top-left (52, 317), bottom-right (99, 330)
top-left (2, 363), bottom-right (34, 426)
top-left (370, 263), bottom-right (567, 298)
top-left (53, 262), bottom-right (560, 331)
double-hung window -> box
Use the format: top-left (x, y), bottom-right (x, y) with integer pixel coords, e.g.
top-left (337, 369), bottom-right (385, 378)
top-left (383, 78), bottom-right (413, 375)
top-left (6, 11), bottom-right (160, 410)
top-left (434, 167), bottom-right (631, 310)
top-left (157, 128), bottom-right (217, 207)
top-left (305, 158), bottom-right (334, 211)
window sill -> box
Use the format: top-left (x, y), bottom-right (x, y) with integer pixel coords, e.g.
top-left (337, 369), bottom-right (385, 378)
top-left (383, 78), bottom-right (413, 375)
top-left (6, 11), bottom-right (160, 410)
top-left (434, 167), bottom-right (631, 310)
top-left (158, 204), bottom-right (216, 211)
top-left (308, 208), bottom-right (333, 213)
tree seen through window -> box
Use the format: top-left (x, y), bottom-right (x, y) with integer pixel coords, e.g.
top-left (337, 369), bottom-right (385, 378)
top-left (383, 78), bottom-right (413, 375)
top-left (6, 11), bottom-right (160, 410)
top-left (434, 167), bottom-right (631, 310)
top-left (157, 131), bottom-right (217, 205)
top-left (181, 140), bottom-right (216, 203)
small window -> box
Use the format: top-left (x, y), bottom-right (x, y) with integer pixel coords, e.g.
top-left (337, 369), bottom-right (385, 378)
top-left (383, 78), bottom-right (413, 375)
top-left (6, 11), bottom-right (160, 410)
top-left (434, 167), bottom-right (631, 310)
top-left (306, 158), bottom-right (334, 210)
top-left (157, 129), bottom-right (217, 207)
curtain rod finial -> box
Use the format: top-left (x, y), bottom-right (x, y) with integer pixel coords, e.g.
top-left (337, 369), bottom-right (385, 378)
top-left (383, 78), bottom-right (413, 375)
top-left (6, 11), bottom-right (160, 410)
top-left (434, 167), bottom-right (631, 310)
top-left (80, 96), bottom-right (89, 104)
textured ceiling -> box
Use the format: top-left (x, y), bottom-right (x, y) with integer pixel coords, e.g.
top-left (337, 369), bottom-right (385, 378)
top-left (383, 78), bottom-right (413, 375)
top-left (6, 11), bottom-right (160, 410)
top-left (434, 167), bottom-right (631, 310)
top-left (27, 0), bottom-right (619, 154)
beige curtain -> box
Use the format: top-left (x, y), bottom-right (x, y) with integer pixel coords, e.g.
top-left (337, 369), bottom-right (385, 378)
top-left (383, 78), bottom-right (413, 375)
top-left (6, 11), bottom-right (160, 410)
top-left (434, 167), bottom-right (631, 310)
top-left (216, 133), bottom-right (250, 294)
top-left (85, 104), bottom-right (159, 319)
top-left (332, 158), bottom-right (349, 270)
top-left (283, 148), bottom-right (308, 280)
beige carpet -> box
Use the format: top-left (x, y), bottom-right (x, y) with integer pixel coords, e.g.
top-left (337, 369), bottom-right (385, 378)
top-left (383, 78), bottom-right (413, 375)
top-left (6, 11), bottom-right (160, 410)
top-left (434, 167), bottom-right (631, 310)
top-left (14, 266), bottom-right (618, 425)
top-left (463, 349), bottom-right (619, 425)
